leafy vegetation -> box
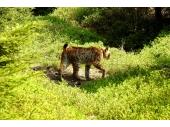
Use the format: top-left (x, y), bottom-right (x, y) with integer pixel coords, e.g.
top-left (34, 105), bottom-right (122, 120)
top-left (54, 7), bottom-right (170, 51)
top-left (0, 7), bottom-right (170, 120)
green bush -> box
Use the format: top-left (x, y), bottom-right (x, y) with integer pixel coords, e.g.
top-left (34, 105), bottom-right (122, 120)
top-left (0, 7), bottom-right (170, 120)
top-left (0, 8), bottom-right (32, 31)
top-left (53, 7), bottom-right (163, 51)
top-left (0, 8), bottom-right (32, 61)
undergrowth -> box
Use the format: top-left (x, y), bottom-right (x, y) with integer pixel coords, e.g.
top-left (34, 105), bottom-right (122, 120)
top-left (0, 9), bottom-right (170, 120)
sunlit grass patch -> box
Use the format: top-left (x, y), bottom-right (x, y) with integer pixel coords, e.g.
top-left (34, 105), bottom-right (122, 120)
top-left (0, 9), bottom-right (170, 120)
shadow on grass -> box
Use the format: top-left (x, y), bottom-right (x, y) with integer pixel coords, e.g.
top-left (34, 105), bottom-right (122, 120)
top-left (32, 65), bottom-right (84, 86)
top-left (81, 54), bottom-right (170, 92)
top-left (80, 66), bottom-right (151, 93)
top-left (0, 60), bottom-right (13, 67)
top-left (32, 55), bottom-right (170, 93)
top-left (38, 16), bottom-right (104, 44)
top-left (32, 65), bottom-right (150, 92)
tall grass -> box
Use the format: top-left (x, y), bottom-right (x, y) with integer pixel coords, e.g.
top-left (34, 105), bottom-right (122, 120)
top-left (0, 8), bottom-right (170, 120)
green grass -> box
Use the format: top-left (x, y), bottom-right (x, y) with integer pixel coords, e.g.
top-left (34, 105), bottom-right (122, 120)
top-left (0, 11), bottom-right (170, 120)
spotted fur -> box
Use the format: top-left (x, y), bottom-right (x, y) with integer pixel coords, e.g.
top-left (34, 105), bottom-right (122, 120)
top-left (59, 43), bottom-right (110, 80)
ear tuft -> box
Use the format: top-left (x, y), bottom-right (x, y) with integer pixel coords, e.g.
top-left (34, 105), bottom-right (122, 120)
top-left (63, 43), bottom-right (68, 49)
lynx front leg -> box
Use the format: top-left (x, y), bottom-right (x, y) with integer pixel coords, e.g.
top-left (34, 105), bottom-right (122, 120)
top-left (72, 63), bottom-right (80, 80)
top-left (59, 63), bottom-right (64, 81)
top-left (93, 63), bottom-right (105, 78)
top-left (85, 64), bottom-right (91, 80)
top-left (59, 61), bottom-right (69, 81)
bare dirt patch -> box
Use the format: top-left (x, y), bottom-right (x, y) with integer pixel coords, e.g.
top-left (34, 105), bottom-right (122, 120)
top-left (32, 65), bottom-right (105, 86)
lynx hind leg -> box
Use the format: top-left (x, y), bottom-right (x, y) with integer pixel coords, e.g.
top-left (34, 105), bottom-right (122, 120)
top-left (72, 63), bottom-right (80, 80)
top-left (85, 64), bottom-right (91, 80)
top-left (93, 63), bottom-right (105, 78)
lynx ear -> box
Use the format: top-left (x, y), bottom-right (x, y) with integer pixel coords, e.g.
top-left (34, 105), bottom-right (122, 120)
top-left (105, 47), bottom-right (109, 51)
top-left (63, 43), bottom-right (68, 49)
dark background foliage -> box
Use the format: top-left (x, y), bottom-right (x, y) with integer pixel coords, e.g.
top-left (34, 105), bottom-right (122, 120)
top-left (1, 7), bottom-right (170, 60)
top-left (71, 7), bottom-right (170, 51)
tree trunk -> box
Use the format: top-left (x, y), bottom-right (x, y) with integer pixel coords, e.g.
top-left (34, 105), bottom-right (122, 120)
top-left (155, 7), bottom-right (162, 21)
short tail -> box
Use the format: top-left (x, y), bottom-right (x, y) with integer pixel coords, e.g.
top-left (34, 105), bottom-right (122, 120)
top-left (63, 43), bottom-right (68, 50)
